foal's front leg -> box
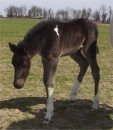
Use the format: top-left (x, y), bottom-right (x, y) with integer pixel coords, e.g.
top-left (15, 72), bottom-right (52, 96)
top-left (42, 58), bottom-right (59, 124)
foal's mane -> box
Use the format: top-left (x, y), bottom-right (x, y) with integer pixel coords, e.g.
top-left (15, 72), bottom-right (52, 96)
top-left (18, 19), bottom-right (87, 49)
top-left (23, 21), bottom-right (46, 43)
top-left (23, 19), bottom-right (64, 43)
top-left (17, 20), bottom-right (60, 52)
top-left (21, 18), bottom-right (84, 45)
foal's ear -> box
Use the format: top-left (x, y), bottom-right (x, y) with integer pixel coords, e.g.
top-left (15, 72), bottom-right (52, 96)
top-left (9, 43), bottom-right (17, 53)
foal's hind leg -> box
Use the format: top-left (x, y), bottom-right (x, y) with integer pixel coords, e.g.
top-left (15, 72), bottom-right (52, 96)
top-left (85, 41), bottom-right (100, 109)
top-left (70, 50), bottom-right (89, 101)
top-left (42, 57), bottom-right (59, 124)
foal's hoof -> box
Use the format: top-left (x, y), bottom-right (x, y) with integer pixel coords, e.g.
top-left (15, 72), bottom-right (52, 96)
top-left (69, 96), bottom-right (76, 102)
top-left (92, 104), bottom-right (99, 110)
top-left (43, 112), bottom-right (53, 124)
top-left (43, 119), bottom-right (51, 124)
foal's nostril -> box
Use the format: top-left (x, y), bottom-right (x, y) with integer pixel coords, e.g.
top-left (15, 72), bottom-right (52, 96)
top-left (13, 82), bottom-right (21, 89)
top-left (13, 79), bottom-right (24, 89)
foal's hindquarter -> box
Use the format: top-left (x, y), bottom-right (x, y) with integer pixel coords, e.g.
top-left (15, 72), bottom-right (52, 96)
top-left (40, 19), bottom-right (100, 123)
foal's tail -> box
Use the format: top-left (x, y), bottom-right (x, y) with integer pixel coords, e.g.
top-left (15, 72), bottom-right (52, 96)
top-left (110, 14), bottom-right (113, 47)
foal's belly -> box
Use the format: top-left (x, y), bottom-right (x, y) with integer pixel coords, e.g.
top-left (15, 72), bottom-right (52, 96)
top-left (60, 46), bottom-right (81, 56)
top-left (60, 36), bottom-right (85, 57)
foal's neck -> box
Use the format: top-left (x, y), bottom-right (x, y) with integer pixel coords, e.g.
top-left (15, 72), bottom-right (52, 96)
top-left (21, 39), bottom-right (43, 58)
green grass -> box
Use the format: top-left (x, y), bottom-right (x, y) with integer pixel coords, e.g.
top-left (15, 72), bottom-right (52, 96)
top-left (0, 18), bottom-right (113, 129)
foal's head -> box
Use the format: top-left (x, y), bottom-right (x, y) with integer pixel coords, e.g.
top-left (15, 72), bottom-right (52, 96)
top-left (9, 43), bottom-right (31, 89)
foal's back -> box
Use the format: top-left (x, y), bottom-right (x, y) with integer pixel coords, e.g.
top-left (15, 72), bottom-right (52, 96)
top-left (23, 19), bottom-right (98, 58)
top-left (40, 19), bottom-right (98, 58)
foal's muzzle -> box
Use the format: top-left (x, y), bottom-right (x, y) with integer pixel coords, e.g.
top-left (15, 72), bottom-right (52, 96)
top-left (13, 79), bottom-right (25, 89)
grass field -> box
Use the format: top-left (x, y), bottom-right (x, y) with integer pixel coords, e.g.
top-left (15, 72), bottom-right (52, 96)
top-left (0, 18), bottom-right (113, 129)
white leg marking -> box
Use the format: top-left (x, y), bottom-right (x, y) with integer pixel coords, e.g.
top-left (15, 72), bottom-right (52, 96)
top-left (54, 25), bottom-right (60, 37)
top-left (43, 87), bottom-right (54, 124)
top-left (70, 80), bottom-right (80, 101)
top-left (92, 93), bottom-right (99, 109)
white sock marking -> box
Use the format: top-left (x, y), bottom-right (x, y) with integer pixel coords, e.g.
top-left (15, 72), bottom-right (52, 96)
top-left (44, 88), bottom-right (54, 122)
top-left (70, 80), bottom-right (80, 101)
top-left (92, 93), bottom-right (99, 109)
top-left (48, 87), bottom-right (54, 97)
top-left (54, 25), bottom-right (60, 37)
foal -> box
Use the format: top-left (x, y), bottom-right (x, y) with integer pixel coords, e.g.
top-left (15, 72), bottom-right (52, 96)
top-left (9, 18), bottom-right (100, 124)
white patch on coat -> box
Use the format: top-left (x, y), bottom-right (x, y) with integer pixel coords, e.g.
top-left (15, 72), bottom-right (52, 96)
top-left (70, 80), bottom-right (80, 101)
top-left (54, 25), bottom-right (60, 37)
top-left (44, 88), bottom-right (54, 123)
top-left (80, 45), bottom-right (83, 48)
top-left (92, 93), bottom-right (99, 109)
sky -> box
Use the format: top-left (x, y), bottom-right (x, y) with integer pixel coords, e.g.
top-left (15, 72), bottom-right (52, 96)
top-left (0, 0), bottom-right (113, 16)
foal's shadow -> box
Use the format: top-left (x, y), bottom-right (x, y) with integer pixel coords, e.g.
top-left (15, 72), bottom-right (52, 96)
top-left (0, 97), bottom-right (113, 129)
top-left (0, 97), bottom-right (46, 115)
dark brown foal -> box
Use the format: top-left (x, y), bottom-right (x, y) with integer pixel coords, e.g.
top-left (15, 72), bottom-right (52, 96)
top-left (9, 18), bottom-right (100, 124)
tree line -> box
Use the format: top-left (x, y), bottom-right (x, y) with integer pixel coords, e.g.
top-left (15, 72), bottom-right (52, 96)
top-left (4, 5), bottom-right (113, 23)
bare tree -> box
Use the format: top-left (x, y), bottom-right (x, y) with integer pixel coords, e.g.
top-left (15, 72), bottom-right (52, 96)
top-left (92, 10), bottom-right (101, 22)
top-left (86, 8), bottom-right (92, 19)
top-left (107, 6), bottom-right (113, 23)
top-left (5, 5), bottom-right (18, 17)
top-left (17, 6), bottom-right (27, 17)
top-left (47, 9), bottom-right (54, 20)
top-left (42, 8), bottom-right (48, 19)
top-left (56, 10), bottom-right (63, 20)
top-left (81, 8), bottom-right (87, 18)
top-left (100, 5), bottom-right (107, 23)
top-left (72, 9), bottom-right (82, 19)
top-left (28, 6), bottom-right (37, 17)
top-left (37, 7), bottom-right (43, 16)
top-left (21, 6), bottom-right (27, 17)
top-left (5, 4), bottom-right (112, 22)
top-left (81, 8), bottom-right (92, 19)
top-left (5, 5), bottom-right (27, 17)
top-left (56, 9), bottom-right (69, 21)
top-left (28, 6), bottom-right (44, 18)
